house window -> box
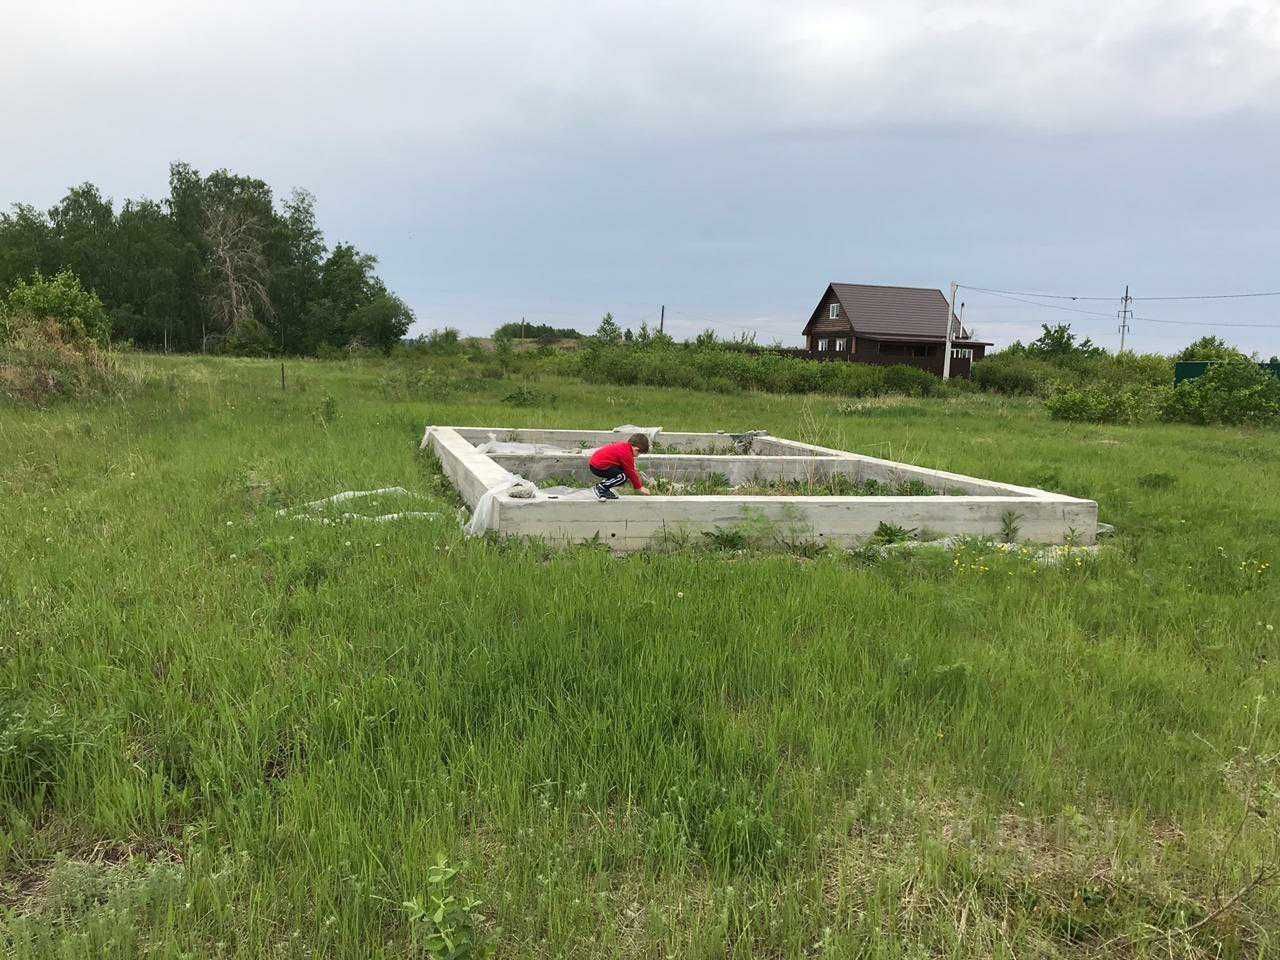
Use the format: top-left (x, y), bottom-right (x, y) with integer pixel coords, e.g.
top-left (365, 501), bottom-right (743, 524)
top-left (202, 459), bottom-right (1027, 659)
top-left (828, 303), bottom-right (839, 319)
top-left (817, 338), bottom-right (829, 352)
top-left (834, 338), bottom-right (846, 352)
top-left (950, 348), bottom-right (973, 360)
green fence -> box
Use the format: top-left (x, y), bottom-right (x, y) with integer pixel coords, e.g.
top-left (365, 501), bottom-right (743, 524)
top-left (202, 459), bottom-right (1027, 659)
top-left (1175, 360), bottom-right (1280, 385)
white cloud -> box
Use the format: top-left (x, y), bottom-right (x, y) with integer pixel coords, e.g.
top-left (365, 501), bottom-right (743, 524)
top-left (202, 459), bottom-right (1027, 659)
top-left (6, 0), bottom-right (1279, 158)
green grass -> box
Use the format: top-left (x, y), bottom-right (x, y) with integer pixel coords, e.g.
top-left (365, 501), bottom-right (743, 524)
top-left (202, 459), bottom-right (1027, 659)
top-left (2, 354), bottom-right (1278, 958)
top-left (542, 472), bottom-right (941, 497)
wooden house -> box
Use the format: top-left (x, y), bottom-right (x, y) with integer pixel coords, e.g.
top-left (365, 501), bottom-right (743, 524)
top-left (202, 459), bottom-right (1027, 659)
top-left (802, 282), bottom-right (990, 378)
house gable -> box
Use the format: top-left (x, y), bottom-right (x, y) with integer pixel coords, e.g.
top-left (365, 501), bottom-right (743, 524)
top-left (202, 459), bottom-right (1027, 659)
top-left (802, 284), bottom-right (854, 336)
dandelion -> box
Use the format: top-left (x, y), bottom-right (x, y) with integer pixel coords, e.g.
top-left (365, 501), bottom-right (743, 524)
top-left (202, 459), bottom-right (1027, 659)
top-left (676, 591), bottom-right (684, 598)
top-left (230, 554), bottom-right (237, 560)
top-left (226, 520), bottom-right (234, 527)
top-left (344, 540), bottom-right (352, 547)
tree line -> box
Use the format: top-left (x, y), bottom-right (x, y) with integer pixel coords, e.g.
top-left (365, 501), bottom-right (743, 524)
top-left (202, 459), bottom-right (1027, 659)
top-left (0, 163), bottom-right (412, 354)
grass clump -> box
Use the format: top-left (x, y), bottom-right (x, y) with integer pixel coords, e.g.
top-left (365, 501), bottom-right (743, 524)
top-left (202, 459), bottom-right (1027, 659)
top-left (0, 314), bottom-right (129, 406)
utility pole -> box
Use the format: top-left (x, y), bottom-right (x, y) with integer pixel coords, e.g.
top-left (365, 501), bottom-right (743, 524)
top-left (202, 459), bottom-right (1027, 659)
top-left (521, 316), bottom-right (526, 339)
top-left (942, 282), bottom-right (958, 380)
top-left (658, 304), bottom-right (665, 335)
top-left (1117, 285), bottom-right (1132, 352)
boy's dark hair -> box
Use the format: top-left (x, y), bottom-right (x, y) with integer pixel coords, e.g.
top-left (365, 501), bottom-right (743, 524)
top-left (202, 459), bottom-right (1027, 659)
top-left (628, 433), bottom-right (650, 454)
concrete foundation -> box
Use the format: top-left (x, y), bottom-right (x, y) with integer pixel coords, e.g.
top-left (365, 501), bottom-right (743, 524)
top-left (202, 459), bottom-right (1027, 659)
top-left (421, 426), bottom-right (1099, 550)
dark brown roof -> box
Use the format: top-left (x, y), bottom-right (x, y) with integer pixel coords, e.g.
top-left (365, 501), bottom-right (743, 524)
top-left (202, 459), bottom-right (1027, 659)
top-left (803, 282), bottom-right (982, 342)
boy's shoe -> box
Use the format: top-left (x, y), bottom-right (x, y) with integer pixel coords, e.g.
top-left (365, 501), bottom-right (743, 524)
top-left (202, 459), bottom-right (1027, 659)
top-left (594, 484), bottom-right (618, 501)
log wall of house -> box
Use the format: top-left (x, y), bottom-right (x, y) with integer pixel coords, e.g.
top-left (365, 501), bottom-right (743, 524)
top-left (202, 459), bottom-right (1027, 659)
top-left (799, 337), bottom-right (986, 378)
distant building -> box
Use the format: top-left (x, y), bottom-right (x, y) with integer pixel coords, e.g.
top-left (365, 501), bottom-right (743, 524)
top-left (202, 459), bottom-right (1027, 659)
top-left (801, 282), bottom-right (990, 378)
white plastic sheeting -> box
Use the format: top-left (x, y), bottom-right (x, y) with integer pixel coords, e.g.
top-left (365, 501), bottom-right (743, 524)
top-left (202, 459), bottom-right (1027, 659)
top-left (276, 487), bottom-right (440, 524)
top-left (463, 476), bottom-right (601, 537)
top-left (473, 436), bottom-right (575, 456)
top-left (613, 424), bottom-right (662, 444)
top-left (464, 475), bottom-right (539, 537)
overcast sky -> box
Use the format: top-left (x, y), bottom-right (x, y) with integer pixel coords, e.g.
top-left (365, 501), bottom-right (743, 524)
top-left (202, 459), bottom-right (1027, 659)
top-left (4, 0), bottom-right (1279, 353)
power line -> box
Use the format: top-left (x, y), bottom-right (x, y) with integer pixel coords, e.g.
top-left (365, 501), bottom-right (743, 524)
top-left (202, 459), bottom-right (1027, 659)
top-left (1136, 291), bottom-right (1280, 302)
top-left (960, 289), bottom-right (1118, 318)
top-left (962, 288), bottom-right (1280, 330)
top-left (958, 284), bottom-right (1117, 301)
top-left (959, 283), bottom-right (1280, 302)
top-left (1132, 315), bottom-right (1280, 329)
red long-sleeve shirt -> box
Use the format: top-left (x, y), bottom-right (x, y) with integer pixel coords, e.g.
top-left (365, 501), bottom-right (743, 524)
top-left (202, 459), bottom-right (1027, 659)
top-left (588, 441), bottom-right (643, 489)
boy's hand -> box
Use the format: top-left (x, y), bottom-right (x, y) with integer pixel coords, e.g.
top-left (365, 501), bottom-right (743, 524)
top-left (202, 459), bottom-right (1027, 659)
top-left (638, 486), bottom-right (652, 496)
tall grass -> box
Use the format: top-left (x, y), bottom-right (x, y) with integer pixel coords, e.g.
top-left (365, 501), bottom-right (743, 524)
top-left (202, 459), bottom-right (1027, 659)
top-left (1, 355), bottom-right (1278, 958)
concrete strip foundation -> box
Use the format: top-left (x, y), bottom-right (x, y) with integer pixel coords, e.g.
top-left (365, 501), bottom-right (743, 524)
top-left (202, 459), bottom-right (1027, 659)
top-left (420, 426), bottom-right (1099, 550)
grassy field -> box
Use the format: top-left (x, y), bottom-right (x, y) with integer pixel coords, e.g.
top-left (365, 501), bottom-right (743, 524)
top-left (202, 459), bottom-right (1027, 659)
top-left (2, 354), bottom-right (1278, 959)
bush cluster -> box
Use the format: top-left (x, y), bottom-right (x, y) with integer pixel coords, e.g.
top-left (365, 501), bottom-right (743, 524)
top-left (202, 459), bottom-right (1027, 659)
top-left (1046, 359), bottom-right (1279, 427)
top-left (1, 272), bottom-right (131, 405)
top-left (571, 343), bottom-right (942, 398)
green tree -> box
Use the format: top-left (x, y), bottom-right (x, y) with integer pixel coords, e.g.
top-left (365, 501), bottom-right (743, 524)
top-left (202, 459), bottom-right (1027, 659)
top-left (493, 330), bottom-right (516, 372)
top-left (594, 312), bottom-right (622, 344)
top-left (1027, 323), bottom-right (1101, 359)
top-left (1173, 335), bottom-right (1245, 363)
top-left (0, 204), bottom-right (58, 291)
top-left (349, 289), bottom-right (413, 353)
top-left (266, 190), bottom-right (325, 354)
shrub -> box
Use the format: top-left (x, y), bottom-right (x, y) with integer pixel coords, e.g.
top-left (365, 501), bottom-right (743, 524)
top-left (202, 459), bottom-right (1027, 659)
top-left (0, 313), bottom-right (126, 405)
top-left (881, 364), bottom-right (938, 396)
top-left (972, 355), bottom-right (1063, 396)
top-left (3, 270), bottom-right (111, 345)
top-left (379, 363), bottom-right (457, 401)
top-left (1162, 358), bottom-right (1280, 426)
top-left (1094, 351), bottom-right (1173, 388)
top-left (572, 343), bottom-right (913, 399)
top-left (419, 327), bottom-right (463, 356)
top-left (1174, 335), bottom-right (1246, 363)
top-left (501, 384), bottom-right (554, 406)
top-left (1045, 384), bottom-right (1168, 425)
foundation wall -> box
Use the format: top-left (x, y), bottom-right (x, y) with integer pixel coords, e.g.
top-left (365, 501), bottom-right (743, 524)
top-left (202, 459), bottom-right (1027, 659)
top-left (452, 427), bottom-right (739, 453)
top-left (495, 494), bottom-right (1097, 551)
top-left (421, 426), bottom-right (510, 508)
top-left (490, 453), bottom-right (860, 486)
top-left (424, 425), bottom-right (1099, 549)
